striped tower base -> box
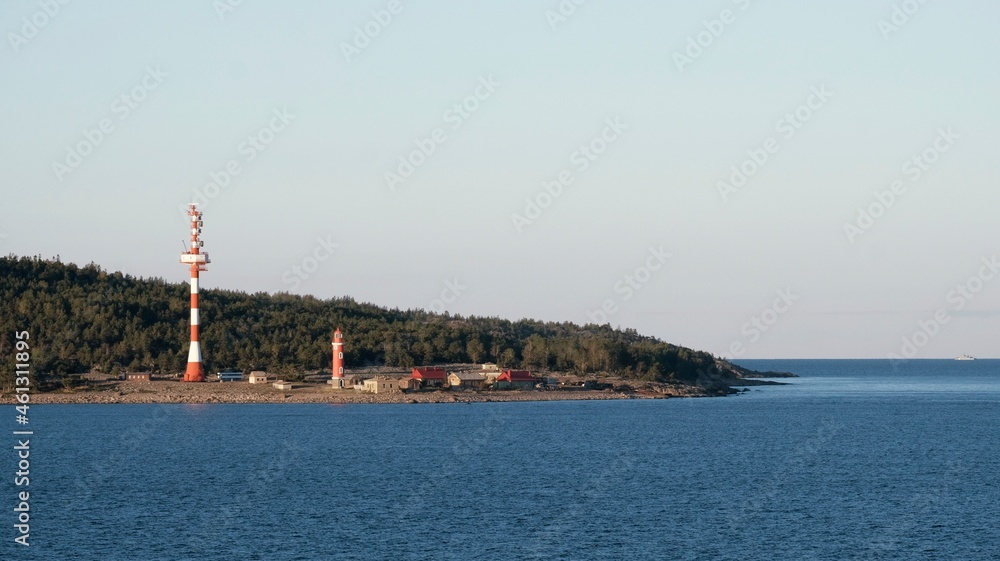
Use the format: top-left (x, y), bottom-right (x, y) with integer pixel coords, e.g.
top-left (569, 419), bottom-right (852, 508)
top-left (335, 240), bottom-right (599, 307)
top-left (182, 273), bottom-right (205, 382)
top-left (184, 342), bottom-right (204, 382)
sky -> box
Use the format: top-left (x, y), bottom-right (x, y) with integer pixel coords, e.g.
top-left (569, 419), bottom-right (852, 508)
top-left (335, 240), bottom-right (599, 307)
top-left (2, 0), bottom-right (999, 359)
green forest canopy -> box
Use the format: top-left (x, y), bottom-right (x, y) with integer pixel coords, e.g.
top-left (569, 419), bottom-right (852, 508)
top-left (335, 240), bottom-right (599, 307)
top-left (0, 255), bottom-right (739, 388)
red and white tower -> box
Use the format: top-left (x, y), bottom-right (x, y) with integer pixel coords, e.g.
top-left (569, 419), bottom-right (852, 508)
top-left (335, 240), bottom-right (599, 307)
top-left (180, 203), bottom-right (210, 382)
top-left (330, 328), bottom-right (345, 388)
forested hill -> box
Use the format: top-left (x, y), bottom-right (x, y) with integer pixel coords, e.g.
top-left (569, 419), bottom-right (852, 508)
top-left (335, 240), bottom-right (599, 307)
top-left (0, 255), bottom-right (746, 386)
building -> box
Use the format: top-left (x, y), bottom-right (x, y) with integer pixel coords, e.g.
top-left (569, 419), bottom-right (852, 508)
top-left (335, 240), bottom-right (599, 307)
top-left (217, 371), bottom-right (244, 382)
top-left (125, 372), bottom-right (151, 382)
top-left (411, 367), bottom-right (448, 389)
top-left (248, 371), bottom-right (270, 384)
top-left (272, 380), bottom-right (294, 390)
top-left (481, 363), bottom-right (500, 372)
top-left (362, 376), bottom-right (402, 394)
top-left (495, 370), bottom-right (537, 390)
top-left (448, 372), bottom-right (485, 390)
top-left (559, 377), bottom-right (597, 390)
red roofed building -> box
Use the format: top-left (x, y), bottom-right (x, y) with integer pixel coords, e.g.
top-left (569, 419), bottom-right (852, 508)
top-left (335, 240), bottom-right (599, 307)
top-left (411, 367), bottom-right (448, 389)
top-left (496, 370), bottom-right (537, 390)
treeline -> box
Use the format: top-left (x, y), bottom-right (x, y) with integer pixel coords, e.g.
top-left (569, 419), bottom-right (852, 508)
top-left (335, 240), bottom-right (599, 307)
top-left (0, 255), bottom-right (728, 388)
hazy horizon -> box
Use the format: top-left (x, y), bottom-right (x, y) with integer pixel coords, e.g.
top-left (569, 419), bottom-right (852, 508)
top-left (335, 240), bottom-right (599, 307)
top-left (3, 1), bottom-right (998, 360)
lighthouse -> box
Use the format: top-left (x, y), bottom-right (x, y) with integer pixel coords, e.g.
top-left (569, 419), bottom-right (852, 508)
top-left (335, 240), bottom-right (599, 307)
top-left (329, 328), bottom-right (346, 388)
top-left (179, 203), bottom-right (210, 382)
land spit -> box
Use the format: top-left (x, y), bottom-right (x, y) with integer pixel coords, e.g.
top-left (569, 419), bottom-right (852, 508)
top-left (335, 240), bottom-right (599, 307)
top-left (17, 379), bottom-right (740, 405)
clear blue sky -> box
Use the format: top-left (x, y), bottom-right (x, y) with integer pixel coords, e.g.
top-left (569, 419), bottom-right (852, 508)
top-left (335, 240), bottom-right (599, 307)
top-left (2, 0), bottom-right (999, 359)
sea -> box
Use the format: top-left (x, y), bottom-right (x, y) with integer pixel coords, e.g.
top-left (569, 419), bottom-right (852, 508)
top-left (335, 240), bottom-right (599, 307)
top-left (5, 359), bottom-right (999, 560)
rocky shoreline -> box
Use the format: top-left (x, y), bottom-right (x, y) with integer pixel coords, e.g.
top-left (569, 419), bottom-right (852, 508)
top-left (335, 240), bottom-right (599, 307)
top-left (9, 361), bottom-right (795, 405)
top-left (11, 380), bottom-right (733, 405)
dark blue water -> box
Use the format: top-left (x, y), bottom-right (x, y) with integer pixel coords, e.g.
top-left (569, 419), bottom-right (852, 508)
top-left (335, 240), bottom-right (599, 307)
top-left (4, 360), bottom-right (999, 560)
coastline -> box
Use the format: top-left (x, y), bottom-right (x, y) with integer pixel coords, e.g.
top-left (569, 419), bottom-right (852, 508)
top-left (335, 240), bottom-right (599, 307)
top-left (11, 379), bottom-right (731, 405)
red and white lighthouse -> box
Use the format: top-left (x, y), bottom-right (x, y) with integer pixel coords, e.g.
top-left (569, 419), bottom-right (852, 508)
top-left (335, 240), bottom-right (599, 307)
top-left (180, 203), bottom-right (210, 382)
top-left (330, 328), bottom-right (345, 387)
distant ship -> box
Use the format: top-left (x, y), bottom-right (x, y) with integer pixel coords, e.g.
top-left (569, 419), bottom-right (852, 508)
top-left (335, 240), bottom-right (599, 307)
top-left (955, 355), bottom-right (976, 361)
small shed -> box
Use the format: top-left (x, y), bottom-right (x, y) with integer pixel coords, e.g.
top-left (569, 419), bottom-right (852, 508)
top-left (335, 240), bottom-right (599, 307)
top-left (217, 371), bottom-right (244, 382)
top-left (362, 377), bottom-right (401, 394)
top-left (448, 372), bottom-right (485, 390)
top-left (248, 371), bottom-right (270, 384)
top-left (125, 372), bottom-right (151, 382)
top-left (272, 380), bottom-right (294, 390)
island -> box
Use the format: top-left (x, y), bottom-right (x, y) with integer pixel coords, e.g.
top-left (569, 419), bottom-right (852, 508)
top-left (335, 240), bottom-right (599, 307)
top-left (0, 256), bottom-right (795, 403)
